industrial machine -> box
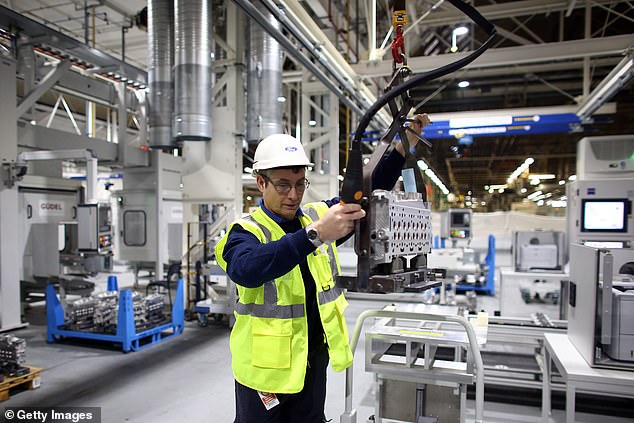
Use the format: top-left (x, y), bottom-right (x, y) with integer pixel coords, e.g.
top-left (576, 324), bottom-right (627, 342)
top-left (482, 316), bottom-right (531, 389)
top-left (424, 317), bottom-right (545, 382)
top-left (568, 244), bottom-right (634, 369)
top-left (429, 209), bottom-right (496, 296)
top-left (114, 153), bottom-right (183, 285)
top-left (566, 134), bottom-right (634, 369)
top-left (567, 135), bottom-right (634, 248)
top-left (512, 230), bottom-right (567, 272)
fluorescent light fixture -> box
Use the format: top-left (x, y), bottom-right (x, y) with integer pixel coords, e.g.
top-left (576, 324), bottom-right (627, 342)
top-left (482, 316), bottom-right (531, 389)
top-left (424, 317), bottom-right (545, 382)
top-left (417, 160), bottom-right (429, 170)
top-left (277, 96), bottom-right (287, 103)
top-left (488, 188), bottom-right (494, 194)
top-left (521, 188), bottom-right (528, 193)
top-left (453, 26), bottom-right (469, 36)
top-left (308, 120), bottom-right (317, 126)
top-left (568, 174), bottom-right (577, 181)
top-left (559, 180), bottom-right (566, 185)
top-left (507, 158), bottom-right (534, 184)
top-left (449, 126), bottom-right (507, 136)
top-left (529, 174), bottom-right (555, 180)
top-left (458, 80), bottom-right (470, 88)
top-left (498, 188), bottom-right (504, 193)
top-left (527, 190), bottom-right (543, 200)
top-left (529, 178), bottom-right (541, 185)
top-left (449, 115), bottom-right (512, 128)
top-left (551, 200), bottom-right (567, 207)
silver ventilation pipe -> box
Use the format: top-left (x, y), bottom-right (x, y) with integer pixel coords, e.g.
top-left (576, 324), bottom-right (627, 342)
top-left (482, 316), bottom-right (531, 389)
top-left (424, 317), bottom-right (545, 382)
top-left (174, 0), bottom-right (212, 142)
top-left (147, 0), bottom-right (174, 148)
top-left (247, 3), bottom-right (283, 143)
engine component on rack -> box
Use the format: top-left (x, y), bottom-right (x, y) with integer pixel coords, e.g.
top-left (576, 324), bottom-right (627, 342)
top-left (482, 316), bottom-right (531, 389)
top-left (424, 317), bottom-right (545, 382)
top-left (144, 293), bottom-right (166, 325)
top-left (93, 291), bottom-right (118, 331)
top-left (62, 289), bottom-right (170, 334)
top-left (0, 334), bottom-right (29, 377)
top-left (67, 297), bottom-right (98, 330)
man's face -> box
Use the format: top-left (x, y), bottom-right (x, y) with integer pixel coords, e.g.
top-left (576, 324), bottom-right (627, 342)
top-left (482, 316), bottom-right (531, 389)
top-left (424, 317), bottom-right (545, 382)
top-left (256, 168), bottom-right (306, 220)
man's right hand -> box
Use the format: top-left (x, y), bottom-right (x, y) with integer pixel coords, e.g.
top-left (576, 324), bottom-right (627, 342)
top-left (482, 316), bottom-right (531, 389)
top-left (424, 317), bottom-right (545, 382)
top-left (313, 203), bottom-right (366, 242)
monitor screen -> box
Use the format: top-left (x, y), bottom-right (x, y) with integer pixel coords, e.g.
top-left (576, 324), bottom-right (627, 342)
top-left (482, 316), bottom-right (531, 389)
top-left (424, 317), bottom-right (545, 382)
top-left (581, 199), bottom-right (628, 232)
top-left (451, 211), bottom-right (470, 227)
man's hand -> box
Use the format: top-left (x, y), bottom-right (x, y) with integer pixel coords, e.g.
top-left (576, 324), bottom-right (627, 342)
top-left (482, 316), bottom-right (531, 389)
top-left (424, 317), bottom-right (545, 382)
top-left (396, 113), bottom-right (431, 157)
top-left (313, 203), bottom-right (365, 242)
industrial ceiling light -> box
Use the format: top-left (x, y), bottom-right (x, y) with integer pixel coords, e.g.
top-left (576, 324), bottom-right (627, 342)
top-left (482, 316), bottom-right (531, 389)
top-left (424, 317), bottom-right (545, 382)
top-left (277, 96), bottom-right (287, 103)
top-left (457, 80), bottom-right (470, 88)
top-left (507, 157), bottom-right (534, 184)
top-left (527, 190), bottom-right (543, 200)
top-left (529, 174), bottom-right (555, 180)
top-left (568, 174), bottom-right (577, 181)
top-left (450, 26), bottom-right (469, 53)
top-left (559, 180), bottom-right (566, 185)
top-left (308, 120), bottom-right (317, 126)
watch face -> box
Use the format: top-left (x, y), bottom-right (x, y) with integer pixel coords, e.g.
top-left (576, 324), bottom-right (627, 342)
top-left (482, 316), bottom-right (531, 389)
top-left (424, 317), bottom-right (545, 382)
top-left (308, 228), bottom-right (318, 240)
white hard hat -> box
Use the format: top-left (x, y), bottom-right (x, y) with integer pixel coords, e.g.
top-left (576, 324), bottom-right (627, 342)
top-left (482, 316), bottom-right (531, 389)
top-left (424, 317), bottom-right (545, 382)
top-left (252, 134), bottom-right (313, 171)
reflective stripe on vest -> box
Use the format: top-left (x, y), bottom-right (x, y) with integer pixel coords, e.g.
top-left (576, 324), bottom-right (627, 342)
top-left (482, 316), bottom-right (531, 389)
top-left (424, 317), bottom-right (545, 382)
top-left (318, 287), bottom-right (343, 305)
top-left (234, 302), bottom-right (305, 319)
top-left (302, 206), bottom-right (340, 279)
top-left (235, 215), bottom-right (306, 319)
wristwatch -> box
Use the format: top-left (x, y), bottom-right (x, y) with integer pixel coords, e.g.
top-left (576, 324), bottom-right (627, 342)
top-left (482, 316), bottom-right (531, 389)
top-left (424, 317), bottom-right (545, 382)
top-left (305, 224), bottom-right (323, 248)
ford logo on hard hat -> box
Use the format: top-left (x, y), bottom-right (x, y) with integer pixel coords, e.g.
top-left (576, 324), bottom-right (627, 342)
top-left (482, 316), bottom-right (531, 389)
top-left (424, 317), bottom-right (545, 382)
top-left (285, 146), bottom-right (297, 152)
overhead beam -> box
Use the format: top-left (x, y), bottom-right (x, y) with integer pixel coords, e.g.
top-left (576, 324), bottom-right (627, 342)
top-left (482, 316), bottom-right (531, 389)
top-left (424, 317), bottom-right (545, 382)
top-left (354, 34), bottom-right (634, 77)
top-left (17, 60), bottom-right (71, 118)
top-left (409, 0), bottom-right (617, 28)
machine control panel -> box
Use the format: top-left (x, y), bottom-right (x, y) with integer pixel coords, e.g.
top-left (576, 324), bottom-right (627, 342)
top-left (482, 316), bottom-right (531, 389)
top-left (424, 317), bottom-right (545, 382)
top-left (441, 208), bottom-right (473, 240)
top-left (78, 203), bottom-right (114, 254)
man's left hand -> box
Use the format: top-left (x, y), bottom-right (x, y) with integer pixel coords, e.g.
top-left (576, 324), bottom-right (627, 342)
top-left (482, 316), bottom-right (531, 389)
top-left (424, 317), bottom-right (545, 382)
top-left (396, 113), bottom-right (431, 157)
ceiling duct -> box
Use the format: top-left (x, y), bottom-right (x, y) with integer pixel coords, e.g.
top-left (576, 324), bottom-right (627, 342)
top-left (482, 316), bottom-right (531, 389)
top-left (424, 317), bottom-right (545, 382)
top-left (174, 0), bottom-right (212, 142)
top-left (247, 3), bottom-right (283, 144)
top-left (147, 0), bottom-right (173, 148)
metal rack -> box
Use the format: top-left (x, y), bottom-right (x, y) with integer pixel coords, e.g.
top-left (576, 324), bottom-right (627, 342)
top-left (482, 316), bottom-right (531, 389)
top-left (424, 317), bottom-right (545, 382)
top-left (341, 306), bottom-right (487, 423)
top-left (46, 278), bottom-right (184, 352)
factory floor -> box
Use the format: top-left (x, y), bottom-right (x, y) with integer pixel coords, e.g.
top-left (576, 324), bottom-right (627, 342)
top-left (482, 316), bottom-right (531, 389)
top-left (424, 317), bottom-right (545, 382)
top-left (4, 270), bottom-right (633, 423)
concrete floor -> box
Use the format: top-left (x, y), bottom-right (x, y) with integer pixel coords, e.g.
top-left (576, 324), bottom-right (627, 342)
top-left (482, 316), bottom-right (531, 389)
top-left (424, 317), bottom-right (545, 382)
top-left (4, 266), bottom-right (633, 423)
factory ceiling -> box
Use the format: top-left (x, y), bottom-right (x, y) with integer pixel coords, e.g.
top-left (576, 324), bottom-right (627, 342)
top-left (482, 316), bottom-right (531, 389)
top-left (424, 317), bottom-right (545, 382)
top-left (2, 0), bottom-right (633, 201)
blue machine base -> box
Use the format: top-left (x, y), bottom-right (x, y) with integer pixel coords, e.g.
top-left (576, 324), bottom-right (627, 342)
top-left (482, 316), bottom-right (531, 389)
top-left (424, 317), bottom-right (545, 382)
top-left (46, 279), bottom-right (185, 353)
top-left (453, 284), bottom-right (494, 296)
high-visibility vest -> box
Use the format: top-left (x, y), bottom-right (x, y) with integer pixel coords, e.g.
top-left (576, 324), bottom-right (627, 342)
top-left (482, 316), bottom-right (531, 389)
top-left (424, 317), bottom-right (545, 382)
top-left (215, 202), bottom-right (353, 394)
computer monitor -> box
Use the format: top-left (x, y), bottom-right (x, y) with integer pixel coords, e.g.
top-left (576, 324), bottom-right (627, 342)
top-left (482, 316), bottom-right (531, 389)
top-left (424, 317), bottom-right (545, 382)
top-left (451, 210), bottom-right (470, 227)
top-left (581, 199), bottom-right (629, 232)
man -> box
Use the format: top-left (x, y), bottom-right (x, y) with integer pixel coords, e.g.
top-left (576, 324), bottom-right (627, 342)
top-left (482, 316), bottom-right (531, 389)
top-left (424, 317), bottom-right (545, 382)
top-left (215, 114), bottom-right (430, 423)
